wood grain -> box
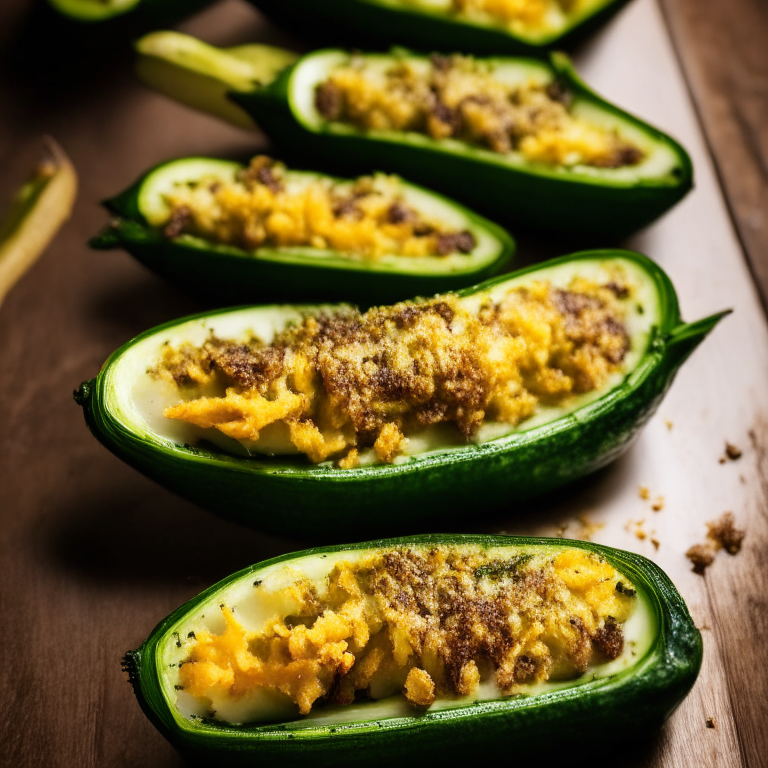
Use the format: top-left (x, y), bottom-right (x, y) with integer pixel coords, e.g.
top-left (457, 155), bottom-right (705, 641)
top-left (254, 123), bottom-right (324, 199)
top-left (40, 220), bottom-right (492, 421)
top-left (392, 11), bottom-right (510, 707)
top-left (0, 1), bottom-right (766, 767)
top-left (659, 0), bottom-right (768, 312)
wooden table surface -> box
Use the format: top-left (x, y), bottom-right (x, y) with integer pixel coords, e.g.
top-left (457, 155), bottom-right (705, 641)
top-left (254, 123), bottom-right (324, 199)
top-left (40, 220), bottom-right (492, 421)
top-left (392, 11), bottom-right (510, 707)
top-left (1, 1), bottom-right (766, 767)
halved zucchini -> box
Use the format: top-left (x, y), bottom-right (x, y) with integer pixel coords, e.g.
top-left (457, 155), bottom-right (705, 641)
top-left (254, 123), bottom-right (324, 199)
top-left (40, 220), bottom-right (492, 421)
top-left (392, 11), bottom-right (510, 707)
top-left (92, 155), bottom-right (515, 304)
top-left (249, 0), bottom-right (635, 55)
top-left (47, 0), bottom-right (216, 26)
top-left (123, 535), bottom-right (702, 765)
top-left (135, 35), bottom-right (693, 237)
top-left (75, 250), bottom-right (725, 534)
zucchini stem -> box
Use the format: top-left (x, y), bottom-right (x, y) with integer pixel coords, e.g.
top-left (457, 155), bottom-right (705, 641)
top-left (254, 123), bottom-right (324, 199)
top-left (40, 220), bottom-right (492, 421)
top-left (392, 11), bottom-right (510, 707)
top-left (664, 310), bottom-right (731, 367)
top-left (134, 32), bottom-right (298, 130)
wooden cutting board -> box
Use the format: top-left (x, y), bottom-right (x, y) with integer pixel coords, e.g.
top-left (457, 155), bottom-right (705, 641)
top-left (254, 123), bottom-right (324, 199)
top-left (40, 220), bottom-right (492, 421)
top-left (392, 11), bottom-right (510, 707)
top-left (0, 1), bottom-right (765, 766)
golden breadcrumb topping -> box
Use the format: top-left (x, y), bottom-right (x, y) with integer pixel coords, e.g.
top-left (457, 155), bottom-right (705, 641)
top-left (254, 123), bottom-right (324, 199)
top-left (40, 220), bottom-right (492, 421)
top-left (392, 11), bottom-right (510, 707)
top-left (177, 546), bottom-right (636, 719)
top-left (153, 277), bottom-right (630, 465)
top-left (159, 156), bottom-right (476, 260)
top-left (315, 55), bottom-right (643, 169)
top-left (414, 0), bottom-right (601, 33)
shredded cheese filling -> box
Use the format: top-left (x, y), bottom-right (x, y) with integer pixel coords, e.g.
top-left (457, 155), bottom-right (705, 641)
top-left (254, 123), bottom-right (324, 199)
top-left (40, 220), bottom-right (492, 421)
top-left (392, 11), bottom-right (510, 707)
top-left (405, 0), bottom-right (604, 34)
top-left (159, 156), bottom-right (477, 261)
top-left (153, 277), bottom-right (631, 465)
top-left (315, 54), bottom-right (644, 169)
top-left (175, 546), bottom-right (637, 720)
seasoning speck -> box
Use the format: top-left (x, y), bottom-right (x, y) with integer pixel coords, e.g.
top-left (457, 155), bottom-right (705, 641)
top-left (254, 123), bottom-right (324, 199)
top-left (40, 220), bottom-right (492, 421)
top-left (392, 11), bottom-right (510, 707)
top-left (686, 544), bottom-right (716, 575)
top-left (724, 443), bottom-right (742, 460)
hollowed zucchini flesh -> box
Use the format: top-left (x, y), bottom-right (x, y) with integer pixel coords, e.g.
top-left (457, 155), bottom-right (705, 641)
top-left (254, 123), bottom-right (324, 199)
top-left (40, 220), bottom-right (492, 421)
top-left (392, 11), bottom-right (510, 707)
top-left (123, 535), bottom-right (702, 765)
top-left (75, 250), bottom-right (726, 534)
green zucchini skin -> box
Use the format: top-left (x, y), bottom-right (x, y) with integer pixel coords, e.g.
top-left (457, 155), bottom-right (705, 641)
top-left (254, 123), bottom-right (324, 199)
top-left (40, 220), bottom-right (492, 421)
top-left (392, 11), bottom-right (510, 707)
top-left (75, 250), bottom-right (726, 536)
top-left (249, 0), bottom-right (634, 56)
top-left (46, 0), bottom-right (216, 28)
top-left (122, 534), bottom-right (702, 766)
top-left (229, 50), bottom-right (692, 238)
top-left (91, 158), bottom-right (515, 306)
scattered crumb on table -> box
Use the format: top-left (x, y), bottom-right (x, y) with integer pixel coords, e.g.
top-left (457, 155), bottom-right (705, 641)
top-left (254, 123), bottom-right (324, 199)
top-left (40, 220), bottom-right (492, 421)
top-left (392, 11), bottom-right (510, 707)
top-left (725, 442), bottom-right (742, 460)
top-left (638, 485), bottom-right (650, 500)
top-left (554, 516), bottom-right (604, 541)
top-left (707, 512), bottom-right (745, 554)
top-left (686, 512), bottom-right (745, 575)
top-left (706, 717), bottom-right (717, 729)
top-left (664, 419), bottom-right (673, 430)
top-left (625, 518), bottom-right (658, 547)
top-left (686, 544), bottom-right (716, 575)
top-left (574, 515), bottom-right (604, 541)
top-left (651, 497), bottom-right (665, 512)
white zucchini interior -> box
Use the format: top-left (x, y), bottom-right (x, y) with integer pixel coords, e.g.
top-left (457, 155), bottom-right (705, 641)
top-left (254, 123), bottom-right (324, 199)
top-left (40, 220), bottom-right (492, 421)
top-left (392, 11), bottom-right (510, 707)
top-left (136, 158), bottom-right (504, 274)
top-left (157, 544), bottom-right (656, 726)
top-left (106, 256), bottom-right (659, 464)
top-left (290, 51), bottom-right (680, 184)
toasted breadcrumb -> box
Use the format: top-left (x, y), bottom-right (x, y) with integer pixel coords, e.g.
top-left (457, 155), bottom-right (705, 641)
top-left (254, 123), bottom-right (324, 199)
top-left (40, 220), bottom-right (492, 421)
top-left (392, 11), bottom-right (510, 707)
top-left (638, 486), bottom-right (650, 501)
top-left (316, 55), bottom-right (643, 169)
top-left (161, 156), bottom-right (477, 261)
top-left (404, 667), bottom-right (436, 708)
top-left (552, 516), bottom-right (603, 541)
top-left (686, 512), bottom-right (745, 575)
top-left (453, 0), bottom-right (601, 32)
top-left (338, 449), bottom-right (359, 469)
top-left (157, 277), bottom-right (631, 465)
top-left (707, 512), bottom-right (745, 555)
top-left (625, 518), bottom-right (658, 548)
top-left (686, 544), bottom-right (716, 575)
top-left (177, 546), bottom-right (637, 718)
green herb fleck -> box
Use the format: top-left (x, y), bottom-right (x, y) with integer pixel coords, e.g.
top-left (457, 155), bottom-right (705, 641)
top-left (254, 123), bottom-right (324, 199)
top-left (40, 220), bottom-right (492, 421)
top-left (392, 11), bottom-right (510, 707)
top-left (474, 554), bottom-right (533, 580)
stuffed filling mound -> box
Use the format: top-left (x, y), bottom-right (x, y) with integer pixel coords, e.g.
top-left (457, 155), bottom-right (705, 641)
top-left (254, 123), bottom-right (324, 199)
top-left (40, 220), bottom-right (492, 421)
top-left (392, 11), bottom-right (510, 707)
top-left (174, 545), bottom-right (637, 720)
top-left (315, 54), bottom-right (644, 169)
top-left (158, 156), bottom-right (477, 261)
top-left (152, 276), bottom-right (631, 466)
top-left (401, 0), bottom-right (606, 35)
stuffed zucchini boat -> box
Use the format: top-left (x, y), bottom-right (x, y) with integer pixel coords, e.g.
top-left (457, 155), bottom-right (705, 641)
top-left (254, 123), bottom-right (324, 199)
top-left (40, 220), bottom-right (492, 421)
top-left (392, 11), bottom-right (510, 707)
top-left (136, 34), bottom-right (693, 237)
top-left (47, 0), bottom-right (216, 27)
top-left (75, 250), bottom-right (726, 534)
top-left (123, 535), bottom-right (702, 766)
top-left (92, 154), bottom-right (515, 304)
top-left (250, 0), bottom-right (634, 56)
